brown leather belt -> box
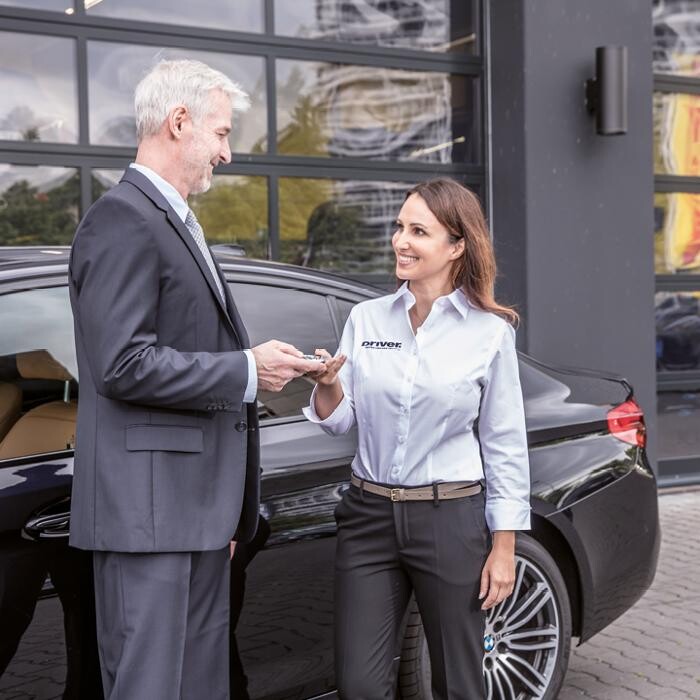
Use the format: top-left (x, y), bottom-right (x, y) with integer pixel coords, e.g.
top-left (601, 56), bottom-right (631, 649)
top-left (350, 473), bottom-right (482, 502)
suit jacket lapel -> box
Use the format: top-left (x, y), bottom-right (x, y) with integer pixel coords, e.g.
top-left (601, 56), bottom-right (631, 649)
top-left (215, 263), bottom-right (249, 348)
top-left (164, 209), bottom-right (239, 337)
top-left (121, 168), bottom-right (241, 343)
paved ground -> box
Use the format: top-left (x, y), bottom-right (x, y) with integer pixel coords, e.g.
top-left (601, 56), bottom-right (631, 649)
top-left (559, 488), bottom-right (700, 700)
top-left (1, 488), bottom-right (699, 699)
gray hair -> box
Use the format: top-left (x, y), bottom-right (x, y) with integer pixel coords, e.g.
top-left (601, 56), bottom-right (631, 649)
top-left (134, 59), bottom-right (250, 141)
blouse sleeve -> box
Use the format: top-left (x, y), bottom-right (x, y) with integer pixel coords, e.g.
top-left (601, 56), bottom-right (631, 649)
top-left (302, 308), bottom-right (357, 435)
top-left (478, 323), bottom-right (531, 531)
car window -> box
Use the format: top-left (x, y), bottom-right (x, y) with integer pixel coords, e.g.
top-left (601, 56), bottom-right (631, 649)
top-left (229, 283), bottom-right (337, 419)
top-left (335, 299), bottom-right (355, 334)
top-left (0, 287), bottom-right (78, 461)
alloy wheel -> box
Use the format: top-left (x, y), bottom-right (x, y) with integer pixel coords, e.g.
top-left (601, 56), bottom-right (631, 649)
top-left (482, 554), bottom-right (560, 699)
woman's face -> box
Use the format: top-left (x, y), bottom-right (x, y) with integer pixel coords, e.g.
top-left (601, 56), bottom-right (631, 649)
top-left (392, 193), bottom-right (464, 287)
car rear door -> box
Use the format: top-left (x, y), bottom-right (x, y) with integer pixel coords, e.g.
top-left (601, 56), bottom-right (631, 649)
top-left (0, 282), bottom-right (102, 699)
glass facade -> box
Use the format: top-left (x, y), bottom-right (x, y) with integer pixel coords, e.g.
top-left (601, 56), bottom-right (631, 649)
top-left (93, 169), bottom-right (270, 258)
top-left (274, 0), bottom-right (478, 54)
top-left (86, 0), bottom-right (264, 33)
top-left (87, 42), bottom-right (267, 152)
top-left (653, 92), bottom-right (700, 176)
top-left (276, 59), bottom-right (477, 163)
top-left (657, 390), bottom-right (700, 460)
top-left (654, 192), bottom-right (700, 274)
top-left (191, 175), bottom-right (269, 259)
top-left (653, 1), bottom-right (700, 77)
top-left (279, 177), bottom-right (415, 273)
top-left (653, 0), bottom-right (700, 474)
top-left (0, 31), bottom-right (78, 144)
top-left (656, 291), bottom-right (700, 371)
top-left (0, 165), bottom-right (79, 245)
top-left (0, 1), bottom-right (482, 280)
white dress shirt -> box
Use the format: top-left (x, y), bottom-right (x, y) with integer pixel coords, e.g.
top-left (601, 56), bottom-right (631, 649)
top-left (303, 282), bottom-right (531, 531)
top-left (128, 164), bottom-right (257, 403)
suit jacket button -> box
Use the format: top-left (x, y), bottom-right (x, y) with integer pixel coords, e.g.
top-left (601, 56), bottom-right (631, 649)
top-left (236, 421), bottom-right (247, 432)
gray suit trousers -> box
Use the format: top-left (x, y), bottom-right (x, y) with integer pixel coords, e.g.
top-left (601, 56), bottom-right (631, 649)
top-left (93, 548), bottom-right (230, 700)
top-left (334, 486), bottom-right (490, 700)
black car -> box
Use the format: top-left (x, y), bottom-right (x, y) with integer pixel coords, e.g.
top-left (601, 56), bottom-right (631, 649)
top-left (0, 246), bottom-right (660, 700)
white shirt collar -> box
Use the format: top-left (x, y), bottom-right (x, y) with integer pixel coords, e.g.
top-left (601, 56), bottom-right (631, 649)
top-left (129, 163), bottom-right (189, 223)
top-left (390, 281), bottom-right (470, 320)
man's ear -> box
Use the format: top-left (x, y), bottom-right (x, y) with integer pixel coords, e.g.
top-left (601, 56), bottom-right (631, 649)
top-left (168, 106), bottom-right (188, 139)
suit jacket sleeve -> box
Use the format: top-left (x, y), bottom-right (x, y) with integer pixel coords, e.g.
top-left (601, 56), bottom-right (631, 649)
top-left (69, 195), bottom-right (249, 412)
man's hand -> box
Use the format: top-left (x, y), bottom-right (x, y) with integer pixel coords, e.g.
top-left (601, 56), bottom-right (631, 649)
top-left (251, 340), bottom-right (324, 392)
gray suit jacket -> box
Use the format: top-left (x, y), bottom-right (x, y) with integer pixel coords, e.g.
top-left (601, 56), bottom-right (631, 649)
top-left (68, 167), bottom-right (260, 552)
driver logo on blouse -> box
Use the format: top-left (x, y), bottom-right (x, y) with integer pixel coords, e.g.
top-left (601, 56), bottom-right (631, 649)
top-left (361, 340), bottom-right (403, 350)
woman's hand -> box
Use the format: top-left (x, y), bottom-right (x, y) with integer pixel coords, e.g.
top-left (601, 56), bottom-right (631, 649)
top-left (306, 348), bottom-right (346, 385)
top-left (479, 531), bottom-right (516, 610)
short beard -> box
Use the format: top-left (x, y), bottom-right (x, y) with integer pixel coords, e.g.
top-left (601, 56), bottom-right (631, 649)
top-left (190, 175), bottom-right (212, 195)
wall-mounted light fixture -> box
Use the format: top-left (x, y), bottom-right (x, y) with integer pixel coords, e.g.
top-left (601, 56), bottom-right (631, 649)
top-left (585, 46), bottom-right (628, 135)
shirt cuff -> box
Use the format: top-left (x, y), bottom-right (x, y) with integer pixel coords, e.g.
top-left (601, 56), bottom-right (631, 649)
top-left (302, 384), bottom-right (352, 431)
top-left (242, 350), bottom-right (257, 404)
top-left (485, 498), bottom-right (531, 531)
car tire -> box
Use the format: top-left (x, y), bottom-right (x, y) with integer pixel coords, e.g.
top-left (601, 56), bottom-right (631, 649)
top-left (398, 534), bottom-right (572, 700)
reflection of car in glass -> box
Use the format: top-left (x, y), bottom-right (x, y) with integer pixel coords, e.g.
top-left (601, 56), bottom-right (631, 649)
top-left (0, 247), bottom-right (660, 700)
top-left (655, 292), bottom-right (700, 370)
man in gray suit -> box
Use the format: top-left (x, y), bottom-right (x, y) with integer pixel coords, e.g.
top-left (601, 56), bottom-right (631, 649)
top-left (69, 59), bottom-right (321, 700)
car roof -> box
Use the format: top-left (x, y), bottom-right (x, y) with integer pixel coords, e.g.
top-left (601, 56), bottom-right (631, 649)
top-left (0, 245), bottom-right (384, 298)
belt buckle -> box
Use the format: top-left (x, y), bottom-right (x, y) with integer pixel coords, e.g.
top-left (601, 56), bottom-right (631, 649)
top-left (390, 488), bottom-right (402, 502)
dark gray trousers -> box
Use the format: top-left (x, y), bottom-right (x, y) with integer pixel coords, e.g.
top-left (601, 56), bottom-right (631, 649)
top-left (334, 485), bottom-right (490, 700)
top-left (93, 547), bottom-right (230, 700)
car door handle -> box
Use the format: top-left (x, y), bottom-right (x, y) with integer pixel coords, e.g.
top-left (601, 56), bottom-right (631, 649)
top-left (23, 511), bottom-right (71, 540)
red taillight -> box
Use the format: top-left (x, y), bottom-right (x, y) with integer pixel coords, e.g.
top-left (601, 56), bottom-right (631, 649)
top-left (607, 399), bottom-right (646, 448)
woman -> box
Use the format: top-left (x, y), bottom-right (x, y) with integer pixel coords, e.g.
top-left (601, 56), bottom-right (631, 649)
top-left (304, 178), bottom-right (530, 699)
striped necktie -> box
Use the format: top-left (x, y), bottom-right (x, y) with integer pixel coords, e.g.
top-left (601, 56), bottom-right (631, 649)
top-left (185, 208), bottom-right (225, 303)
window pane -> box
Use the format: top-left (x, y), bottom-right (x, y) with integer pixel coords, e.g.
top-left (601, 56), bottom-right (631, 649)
top-left (658, 391), bottom-right (700, 460)
top-left (0, 165), bottom-right (80, 245)
top-left (279, 177), bottom-right (415, 275)
top-left (0, 32), bottom-right (78, 144)
top-left (85, 0), bottom-right (263, 32)
top-left (653, 92), bottom-right (700, 176)
top-left (0, 287), bottom-right (78, 460)
top-left (654, 193), bottom-right (700, 274)
top-left (276, 58), bottom-right (478, 163)
top-left (274, 0), bottom-right (478, 54)
top-left (191, 175), bottom-right (269, 259)
top-left (653, 1), bottom-right (700, 77)
top-left (87, 41), bottom-right (267, 153)
top-left (91, 168), bottom-right (269, 258)
top-left (335, 299), bottom-right (355, 330)
top-left (92, 168), bottom-right (122, 200)
top-left (656, 291), bottom-right (700, 371)
top-left (229, 283), bottom-right (337, 418)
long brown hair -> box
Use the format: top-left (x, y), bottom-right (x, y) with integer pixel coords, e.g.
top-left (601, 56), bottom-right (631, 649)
top-left (403, 178), bottom-right (519, 326)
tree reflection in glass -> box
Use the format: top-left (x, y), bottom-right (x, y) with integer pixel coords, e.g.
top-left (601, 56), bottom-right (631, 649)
top-left (0, 166), bottom-right (79, 246)
top-left (191, 176), bottom-right (269, 259)
top-left (279, 177), bottom-right (414, 275)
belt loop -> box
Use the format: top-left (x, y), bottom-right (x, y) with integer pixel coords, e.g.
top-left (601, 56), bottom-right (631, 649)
top-left (432, 482), bottom-right (439, 507)
top-left (360, 478), bottom-right (365, 502)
